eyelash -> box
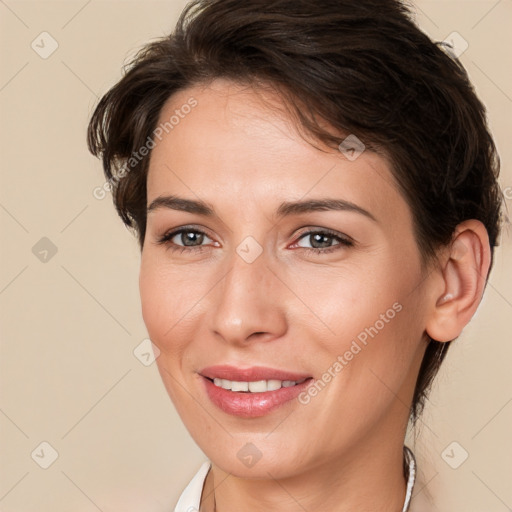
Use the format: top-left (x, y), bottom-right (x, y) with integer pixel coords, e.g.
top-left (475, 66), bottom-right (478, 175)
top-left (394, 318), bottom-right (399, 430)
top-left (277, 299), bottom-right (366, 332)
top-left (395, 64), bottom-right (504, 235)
top-left (156, 226), bottom-right (354, 255)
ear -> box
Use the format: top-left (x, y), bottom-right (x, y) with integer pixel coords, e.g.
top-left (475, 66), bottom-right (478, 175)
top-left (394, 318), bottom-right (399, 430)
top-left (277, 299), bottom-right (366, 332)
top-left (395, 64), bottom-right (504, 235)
top-left (425, 219), bottom-right (491, 343)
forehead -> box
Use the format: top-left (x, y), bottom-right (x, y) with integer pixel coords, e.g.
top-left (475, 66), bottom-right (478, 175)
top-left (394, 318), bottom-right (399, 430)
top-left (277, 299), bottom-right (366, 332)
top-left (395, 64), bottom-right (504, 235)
top-left (146, 79), bottom-right (408, 224)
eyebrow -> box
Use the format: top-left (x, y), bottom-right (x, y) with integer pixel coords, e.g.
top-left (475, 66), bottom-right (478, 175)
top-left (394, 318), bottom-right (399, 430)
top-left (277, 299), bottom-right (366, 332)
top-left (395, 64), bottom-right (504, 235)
top-left (147, 195), bottom-right (214, 216)
top-left (147, 195), bottom-right (377, 222)
top-left (276, 198), bottom-right (377, 222)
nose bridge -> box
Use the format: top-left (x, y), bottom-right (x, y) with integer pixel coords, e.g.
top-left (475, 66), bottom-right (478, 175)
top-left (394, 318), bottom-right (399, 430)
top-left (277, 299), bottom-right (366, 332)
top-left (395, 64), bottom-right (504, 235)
top-left (208, 242), bottom-right (286, 343)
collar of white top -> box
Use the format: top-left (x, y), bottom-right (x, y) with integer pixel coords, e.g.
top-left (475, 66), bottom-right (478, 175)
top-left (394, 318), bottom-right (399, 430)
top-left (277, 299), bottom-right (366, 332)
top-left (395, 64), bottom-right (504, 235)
top-left (174, 445), bottom-right (417, 512)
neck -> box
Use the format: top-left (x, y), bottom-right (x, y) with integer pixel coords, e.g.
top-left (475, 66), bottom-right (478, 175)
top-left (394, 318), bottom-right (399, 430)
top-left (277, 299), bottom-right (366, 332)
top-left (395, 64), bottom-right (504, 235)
top-left (200, 411), bottom-right (410, 512)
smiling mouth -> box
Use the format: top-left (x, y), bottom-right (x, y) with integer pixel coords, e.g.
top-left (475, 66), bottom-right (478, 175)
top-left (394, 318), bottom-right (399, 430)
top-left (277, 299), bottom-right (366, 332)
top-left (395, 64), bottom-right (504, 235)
top-left (205, 377), bottom-right (312, 393)
top-left (201, 374), bottom-right (314, 417)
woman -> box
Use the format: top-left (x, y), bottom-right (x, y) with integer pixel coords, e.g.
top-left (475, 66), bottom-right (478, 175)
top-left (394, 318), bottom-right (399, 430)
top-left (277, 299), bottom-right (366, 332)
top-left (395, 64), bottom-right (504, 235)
top-left (87, 0), bottom-right (503, 510)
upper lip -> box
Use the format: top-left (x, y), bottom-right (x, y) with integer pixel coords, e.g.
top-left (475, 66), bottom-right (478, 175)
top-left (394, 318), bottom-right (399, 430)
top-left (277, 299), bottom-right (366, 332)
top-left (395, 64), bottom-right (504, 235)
top-left (199, 365), bottom-right (312, 382)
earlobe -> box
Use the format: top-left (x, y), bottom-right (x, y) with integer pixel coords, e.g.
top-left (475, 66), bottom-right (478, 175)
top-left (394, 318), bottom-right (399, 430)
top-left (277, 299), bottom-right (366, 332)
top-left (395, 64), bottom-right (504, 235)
top-left (426, 220), bottom-right (491, 343)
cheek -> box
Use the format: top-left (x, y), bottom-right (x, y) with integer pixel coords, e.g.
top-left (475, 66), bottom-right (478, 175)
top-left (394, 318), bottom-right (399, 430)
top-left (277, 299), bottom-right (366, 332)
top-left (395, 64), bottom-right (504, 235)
top-left (139, 257), bottom-right (190, 349)
top-left (294, 254), bottom-right (423, 375)
top-left (139, 261), bottom-right (199, 405)
top-left (139, 254), bottom-right (219, 361)
top-left (139, 261), bottom-right (166, 341)
top-left (290, 261), bottom-right (404, 339)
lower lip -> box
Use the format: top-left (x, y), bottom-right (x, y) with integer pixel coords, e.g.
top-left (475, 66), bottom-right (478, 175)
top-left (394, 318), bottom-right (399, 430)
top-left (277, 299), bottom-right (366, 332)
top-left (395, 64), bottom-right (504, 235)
top-left (201, 376), bottom-right (313, 418)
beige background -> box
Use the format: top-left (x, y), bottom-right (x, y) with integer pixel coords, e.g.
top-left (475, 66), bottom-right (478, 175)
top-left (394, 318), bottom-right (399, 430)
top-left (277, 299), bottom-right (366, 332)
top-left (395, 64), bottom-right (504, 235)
top-left (0, 1), bottom-right (511, 511)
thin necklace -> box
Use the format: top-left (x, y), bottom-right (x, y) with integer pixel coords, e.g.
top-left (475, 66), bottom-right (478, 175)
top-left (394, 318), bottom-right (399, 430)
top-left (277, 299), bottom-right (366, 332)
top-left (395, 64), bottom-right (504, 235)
top-left (211, 446), bottom-right (417, 512)
top-left (403, 445), bottom-right (417, 512)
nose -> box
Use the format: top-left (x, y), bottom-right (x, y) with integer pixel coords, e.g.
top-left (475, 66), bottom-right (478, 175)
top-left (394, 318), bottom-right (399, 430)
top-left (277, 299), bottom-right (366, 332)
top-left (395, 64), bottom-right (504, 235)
top-left (207, 245), bottom-right (288, 346)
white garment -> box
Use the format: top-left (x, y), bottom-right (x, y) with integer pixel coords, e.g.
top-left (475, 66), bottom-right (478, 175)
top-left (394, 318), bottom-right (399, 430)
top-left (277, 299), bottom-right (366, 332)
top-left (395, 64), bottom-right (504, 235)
top-left (174, 446), bottom-right (426, 512)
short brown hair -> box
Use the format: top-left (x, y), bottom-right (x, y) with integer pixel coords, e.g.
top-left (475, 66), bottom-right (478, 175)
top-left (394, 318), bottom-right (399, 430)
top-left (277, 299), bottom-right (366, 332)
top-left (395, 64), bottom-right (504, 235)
top-left (87, 0), bottom-right (503, 421)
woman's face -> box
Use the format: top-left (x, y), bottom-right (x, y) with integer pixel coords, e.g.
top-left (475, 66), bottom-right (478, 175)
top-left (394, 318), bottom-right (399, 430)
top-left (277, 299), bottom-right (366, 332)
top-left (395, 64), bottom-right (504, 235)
top-left (140, 78), bottom-right (432, 478)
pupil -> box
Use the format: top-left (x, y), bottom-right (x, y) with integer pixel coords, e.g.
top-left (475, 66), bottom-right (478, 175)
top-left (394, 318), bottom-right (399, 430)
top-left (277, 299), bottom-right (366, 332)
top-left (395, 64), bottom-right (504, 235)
top-left (183, 232), bottom-right (203, 246)
top-left (312, 233), bottom-right (331, 248)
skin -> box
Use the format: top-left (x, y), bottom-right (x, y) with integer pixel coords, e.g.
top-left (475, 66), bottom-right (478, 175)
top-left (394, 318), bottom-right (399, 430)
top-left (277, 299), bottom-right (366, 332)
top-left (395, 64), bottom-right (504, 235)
top-left (139, 78), bottom-right (491, 512)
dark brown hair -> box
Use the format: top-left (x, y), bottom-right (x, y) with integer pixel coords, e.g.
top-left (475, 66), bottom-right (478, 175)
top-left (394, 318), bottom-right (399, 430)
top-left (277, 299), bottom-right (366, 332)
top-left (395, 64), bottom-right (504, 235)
top-left (87, 0), bottom-right (503, 422)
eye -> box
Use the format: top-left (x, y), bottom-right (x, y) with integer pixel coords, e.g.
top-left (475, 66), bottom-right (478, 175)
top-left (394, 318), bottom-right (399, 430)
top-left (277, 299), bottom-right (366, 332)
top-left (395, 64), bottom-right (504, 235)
top-left (293, 229), bottom-right (354, 255)
top-left (156, 226), bottom-right (216, 254)
top-left (155, 226), bottom-right (354, 256)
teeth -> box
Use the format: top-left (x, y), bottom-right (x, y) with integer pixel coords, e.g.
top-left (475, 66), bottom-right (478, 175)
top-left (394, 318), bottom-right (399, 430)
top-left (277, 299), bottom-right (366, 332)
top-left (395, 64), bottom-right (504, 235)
top-left (231, 381), bottom-right (248, 392)
top-left (212, 377), bottom-right (306, 392)
top-left (249, 380), bottom-right (267, 392)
